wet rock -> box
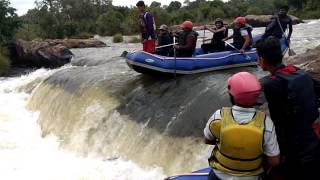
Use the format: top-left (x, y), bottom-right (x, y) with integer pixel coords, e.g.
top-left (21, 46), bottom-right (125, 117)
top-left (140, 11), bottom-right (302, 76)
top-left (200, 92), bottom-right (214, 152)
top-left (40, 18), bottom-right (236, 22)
top-left (245, 15), bottom-right (303, 27)
top-left (285, 46), bottom-right (320, 80)
top-left (47, 39), bottom-right (107, 48)
top-left (9, 39), bottom-right (73, 68)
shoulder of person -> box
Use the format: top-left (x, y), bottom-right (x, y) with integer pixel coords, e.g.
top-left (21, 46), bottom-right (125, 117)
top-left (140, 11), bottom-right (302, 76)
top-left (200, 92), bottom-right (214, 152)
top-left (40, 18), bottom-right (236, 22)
top-left (144, 11), bottom-right (153, 17)
top-left (208, 109), bottom-right (222, 122)
top-left (187, 31), bottom-right (197, 38)
top-left (271, 15), bottom-right (278, 19)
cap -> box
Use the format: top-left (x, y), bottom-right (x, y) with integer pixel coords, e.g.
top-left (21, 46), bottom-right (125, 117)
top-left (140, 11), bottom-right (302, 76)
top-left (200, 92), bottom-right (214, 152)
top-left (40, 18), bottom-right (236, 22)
top-left (159, 24), bottom-right (168, 31)
top-left (136, 1), bottom-right (145, 7)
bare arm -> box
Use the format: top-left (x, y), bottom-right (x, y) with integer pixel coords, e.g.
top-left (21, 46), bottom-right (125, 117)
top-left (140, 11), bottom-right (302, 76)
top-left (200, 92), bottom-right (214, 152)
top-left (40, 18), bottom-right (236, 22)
top-left (205, 26), bottom-right (216, 33)
top-left (241, 35), bottom-right (251, 50)
top-left (214, 27), bottom-right (226, 33)
top-left (266, 155), bottom-right (280, 167)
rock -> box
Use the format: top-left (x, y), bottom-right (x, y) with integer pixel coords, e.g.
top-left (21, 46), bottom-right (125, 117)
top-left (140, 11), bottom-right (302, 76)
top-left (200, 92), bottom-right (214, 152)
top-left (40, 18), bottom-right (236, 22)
top-left (47, 39), bottom-right (107, 48)
top-left (245, 15), bottom-right (303, 27)
top-left (285, 46), bottom-right (320, 80)
top-left (9, 39), bottom-right (73, 68)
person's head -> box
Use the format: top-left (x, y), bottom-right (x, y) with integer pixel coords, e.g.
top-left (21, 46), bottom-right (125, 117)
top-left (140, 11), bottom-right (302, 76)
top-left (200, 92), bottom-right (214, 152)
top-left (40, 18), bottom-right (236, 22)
top-left (159, 24), bottom-right (169, 34)
top-left (180, 20), bottom-right (193, 31)
top-left (136, 1), bottom-right (145, 12)
top-left (227, 72), bottom-right (261, 107)
top-left (234, 17), bottom-right (246, 28)
top-left (215, 18), bottom-right (224, 28)
top-left (279, 5), bottom-right (289, 16)
top-left (255, 36), bottom-right (283, 71)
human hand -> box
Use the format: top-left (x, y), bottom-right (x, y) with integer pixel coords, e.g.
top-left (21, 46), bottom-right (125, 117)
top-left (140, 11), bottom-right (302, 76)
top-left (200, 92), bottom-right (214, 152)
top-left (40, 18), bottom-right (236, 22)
top-left (173, 45), bottom-right (179, 49)
top-left (240, 49), bottom-right (245, 54)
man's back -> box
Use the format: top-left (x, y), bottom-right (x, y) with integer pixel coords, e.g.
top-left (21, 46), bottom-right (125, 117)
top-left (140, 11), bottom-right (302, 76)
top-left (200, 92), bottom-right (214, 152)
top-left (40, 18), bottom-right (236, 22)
top-left (262, 65), bottom-right (320, 179)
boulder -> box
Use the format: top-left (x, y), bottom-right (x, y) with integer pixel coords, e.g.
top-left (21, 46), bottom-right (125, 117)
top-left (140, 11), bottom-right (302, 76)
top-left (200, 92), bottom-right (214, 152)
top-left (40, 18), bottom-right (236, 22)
top-left (285, 46), bottom-right (320, 80)
top-left (245, 15), bottom-right (303, 27)
top-left (9, 39), bottom-right (73, 68)
top-left (47, 39), bottom-right (107, 48)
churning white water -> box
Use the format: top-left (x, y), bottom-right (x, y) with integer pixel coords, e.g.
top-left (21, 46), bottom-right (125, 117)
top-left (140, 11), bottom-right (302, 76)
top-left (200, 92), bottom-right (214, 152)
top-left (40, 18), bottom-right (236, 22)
top-left (0, 68), bottom-right (165, 180)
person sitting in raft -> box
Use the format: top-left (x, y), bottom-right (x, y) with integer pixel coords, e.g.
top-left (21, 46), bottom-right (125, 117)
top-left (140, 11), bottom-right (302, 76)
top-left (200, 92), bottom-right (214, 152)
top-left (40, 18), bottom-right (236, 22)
top-left (203, 71), bottom-right (280, 180)
top-left (223, 17), bottom-right (253, 54)
top-left (173, 20), bottom-right (198, 57)
top-left (201, 18), bottom-right (227, 54)
top-left (155, 24), bottom-right (173, 56)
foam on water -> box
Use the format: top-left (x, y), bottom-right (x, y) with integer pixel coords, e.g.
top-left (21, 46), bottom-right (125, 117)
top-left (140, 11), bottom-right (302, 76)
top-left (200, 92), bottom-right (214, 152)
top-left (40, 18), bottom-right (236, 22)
top-left (0, 69), bottom-right (165, 180)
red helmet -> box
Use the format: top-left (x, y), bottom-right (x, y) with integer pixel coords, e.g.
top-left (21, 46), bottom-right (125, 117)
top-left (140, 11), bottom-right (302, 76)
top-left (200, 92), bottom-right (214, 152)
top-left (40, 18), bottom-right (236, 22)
top-left (180, 21), bottom-right (193, 30)
top-left (234, 17), bottom-right (246, 25)
top-left (227, 72), bottom-right (261, 106)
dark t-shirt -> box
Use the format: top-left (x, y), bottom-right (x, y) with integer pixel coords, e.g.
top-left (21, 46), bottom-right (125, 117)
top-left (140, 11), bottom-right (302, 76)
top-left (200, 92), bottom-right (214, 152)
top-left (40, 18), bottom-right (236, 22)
top-left (262, 65), bottom-right (319, 162)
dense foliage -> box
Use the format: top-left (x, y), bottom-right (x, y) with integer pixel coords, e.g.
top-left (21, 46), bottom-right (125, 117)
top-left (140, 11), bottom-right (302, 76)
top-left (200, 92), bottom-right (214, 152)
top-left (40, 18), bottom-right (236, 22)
top-left (0, 0), bottom-right (20, 75)
top-left (0, 0), bottom-right (20, 43)
top-left (14, 0), bottom-right (320, 39)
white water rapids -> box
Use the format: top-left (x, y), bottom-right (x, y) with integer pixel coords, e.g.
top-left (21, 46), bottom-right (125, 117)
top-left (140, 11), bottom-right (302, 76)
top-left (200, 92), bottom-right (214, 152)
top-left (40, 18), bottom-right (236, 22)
top-left (0, 68), bottom-right (165, 180)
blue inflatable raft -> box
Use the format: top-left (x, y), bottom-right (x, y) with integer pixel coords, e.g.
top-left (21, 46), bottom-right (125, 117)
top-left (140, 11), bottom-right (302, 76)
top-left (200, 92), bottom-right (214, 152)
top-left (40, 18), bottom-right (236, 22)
top-left (123, 35), bottom-right (288, 75)
top-left (164, 167), bottom-right (211, 180)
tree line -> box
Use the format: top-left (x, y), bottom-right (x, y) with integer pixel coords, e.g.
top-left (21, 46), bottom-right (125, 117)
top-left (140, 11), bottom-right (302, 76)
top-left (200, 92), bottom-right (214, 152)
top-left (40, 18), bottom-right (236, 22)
top-left (1, 0), bottom-right (320, 42)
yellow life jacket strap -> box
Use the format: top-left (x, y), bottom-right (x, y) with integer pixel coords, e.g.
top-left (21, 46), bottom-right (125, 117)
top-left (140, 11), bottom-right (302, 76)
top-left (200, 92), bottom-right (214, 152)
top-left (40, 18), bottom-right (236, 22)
top-left (217, 148), bottom-right (263, 161)
top-left (213, 156), bottom-right (263, 172)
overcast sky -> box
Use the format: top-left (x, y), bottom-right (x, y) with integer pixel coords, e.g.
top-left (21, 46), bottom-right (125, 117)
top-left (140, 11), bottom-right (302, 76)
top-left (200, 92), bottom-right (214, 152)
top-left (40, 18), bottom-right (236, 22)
top-left (10, 0), bottom-right (192, 16)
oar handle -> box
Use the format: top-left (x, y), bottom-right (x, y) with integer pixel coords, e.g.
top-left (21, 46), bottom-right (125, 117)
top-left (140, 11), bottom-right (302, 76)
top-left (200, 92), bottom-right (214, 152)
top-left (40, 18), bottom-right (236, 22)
top-left (224, 40), bottom-right (251, 60)
top-left (156, 43), bottom-right (178, 49)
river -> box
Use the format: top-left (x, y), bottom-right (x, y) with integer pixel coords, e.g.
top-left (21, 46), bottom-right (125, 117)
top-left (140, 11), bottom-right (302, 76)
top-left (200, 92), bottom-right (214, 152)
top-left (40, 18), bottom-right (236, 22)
top-left (0, 19), bottom-right (319, 180)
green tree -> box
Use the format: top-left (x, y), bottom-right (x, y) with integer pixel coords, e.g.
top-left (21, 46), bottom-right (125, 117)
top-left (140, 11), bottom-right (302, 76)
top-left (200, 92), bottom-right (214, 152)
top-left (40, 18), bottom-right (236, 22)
top-left (150, 1), bottom-right (161, 8)
top-left (0, 0), bottom-right (20, 43)
top-left (208, 9), bottom-right (225, 21)
top-left (150, 7), bottom-right (171, 27)
top-left (288, 0), bottom-right (305, 10)
top-left (247, 6), bottom-right (263, 15)
top-left (96, 10), bottom-right (124, 36)
top-left (167, 1), bottom-right (182, 12)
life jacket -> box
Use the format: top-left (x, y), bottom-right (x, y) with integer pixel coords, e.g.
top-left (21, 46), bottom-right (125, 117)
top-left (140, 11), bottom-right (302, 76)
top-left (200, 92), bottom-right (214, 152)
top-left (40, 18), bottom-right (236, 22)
top-left (209, 107), bottom-right (265, 176)
top-left (211, 27), bottom-right (227, 47)
top-left (138, 12), bottom-right (156, 39)
top-left (272, 65), bottom-right (320, 154)
top-left (233, 25), bottom-right (252, 49)
top-left (177, 30), bottom-right (198, 57)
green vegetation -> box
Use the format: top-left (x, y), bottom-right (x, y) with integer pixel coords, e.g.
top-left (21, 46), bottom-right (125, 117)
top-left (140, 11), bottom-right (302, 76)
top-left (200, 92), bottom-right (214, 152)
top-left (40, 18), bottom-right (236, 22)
top-left (0, 0), bottom-right (20, 43)
top-left (0, 0), bottom-right (20, 75)
top-left (0, 48), bottom-right (10, 75)
top-left (113, 34), bottom-right (124, 43)
top-left (16, 0), bottom-right (320, 41)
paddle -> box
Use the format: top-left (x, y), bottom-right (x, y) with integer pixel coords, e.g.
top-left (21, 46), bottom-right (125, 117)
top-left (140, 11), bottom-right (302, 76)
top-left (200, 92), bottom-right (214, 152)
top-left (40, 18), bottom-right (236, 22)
top-left (173, 36), bottom-right (177, 78)
top-left (276, 16), bottom-right (296, 56)
top-left (155, 43), bottom-right (178, 49)
top-left (224, 41), bottom-right (251, 60)
top-left (203, 26), bottom-right (206, 44)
